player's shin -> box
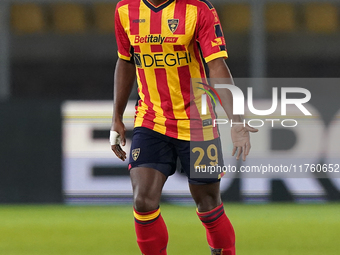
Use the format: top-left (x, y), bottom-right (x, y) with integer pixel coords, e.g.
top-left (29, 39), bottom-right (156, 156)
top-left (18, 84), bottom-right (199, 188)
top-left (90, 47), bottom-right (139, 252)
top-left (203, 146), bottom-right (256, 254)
top-left (134, 207), bottom-right (168, 255)
top-left (197, 203), bottom-right (236, 255)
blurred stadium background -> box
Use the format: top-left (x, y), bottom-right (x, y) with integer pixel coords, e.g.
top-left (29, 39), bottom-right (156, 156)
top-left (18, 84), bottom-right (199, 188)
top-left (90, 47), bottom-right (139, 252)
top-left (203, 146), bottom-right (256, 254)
top-left (0, 0), bottom-right (339, 254)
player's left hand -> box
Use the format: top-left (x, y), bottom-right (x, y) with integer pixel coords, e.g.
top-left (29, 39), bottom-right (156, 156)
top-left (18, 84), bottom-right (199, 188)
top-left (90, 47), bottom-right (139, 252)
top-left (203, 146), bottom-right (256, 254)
top-left (231, 124), bottom-right (258, 161)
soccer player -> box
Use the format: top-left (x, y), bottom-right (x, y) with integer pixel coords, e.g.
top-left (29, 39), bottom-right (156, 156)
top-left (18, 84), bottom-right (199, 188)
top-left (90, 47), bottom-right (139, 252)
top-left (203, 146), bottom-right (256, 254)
top-left (111, 0), bottom-right (257, 254)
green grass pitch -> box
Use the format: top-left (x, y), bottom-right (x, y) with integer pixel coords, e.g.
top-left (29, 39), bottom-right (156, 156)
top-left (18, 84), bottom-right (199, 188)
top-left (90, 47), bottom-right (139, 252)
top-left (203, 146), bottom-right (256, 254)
top-left (0, 203), bottom-right (339, 255)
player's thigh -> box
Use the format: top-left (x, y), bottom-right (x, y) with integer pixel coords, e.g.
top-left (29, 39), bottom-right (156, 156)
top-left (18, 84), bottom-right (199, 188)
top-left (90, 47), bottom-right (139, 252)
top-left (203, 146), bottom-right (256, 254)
top-left (174, 138), bottom-right (224, 212)
top-left (129, 127), bottom-right (176, 212)
top-left (175, 137), bottom-right (224, 185)
top-left (130, 167), bottom-right (167, 212)
top-left (129, 127), bottom-right (177, 174)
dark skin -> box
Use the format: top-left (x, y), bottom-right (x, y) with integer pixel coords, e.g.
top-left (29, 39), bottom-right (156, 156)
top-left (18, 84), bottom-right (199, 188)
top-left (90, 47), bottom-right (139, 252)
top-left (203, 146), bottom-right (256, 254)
top-left (209, 59), bottom-right (258, 161)
top-left (111, 1), bottom-right (258, 211)
top-left (111, 58), bottom-right (258, 160)
top-left (111, 58), bottom-right (257, 212)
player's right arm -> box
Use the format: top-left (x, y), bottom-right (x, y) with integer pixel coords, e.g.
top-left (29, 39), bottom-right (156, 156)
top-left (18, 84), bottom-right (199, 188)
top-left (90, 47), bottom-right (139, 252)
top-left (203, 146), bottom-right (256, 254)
top-left (111, 58), bottom-right (136, 161)
top-left (111, 3), bottom-right (136, 161)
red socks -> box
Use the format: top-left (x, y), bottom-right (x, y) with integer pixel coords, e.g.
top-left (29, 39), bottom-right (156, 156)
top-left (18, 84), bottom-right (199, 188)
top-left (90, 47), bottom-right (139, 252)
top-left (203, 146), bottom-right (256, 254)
top-left (134, 208), bottom-right (168, 255)
top-left (197, 204), bottom-right (236, 255)
top-left (133, 204), bottom-right (234, 255)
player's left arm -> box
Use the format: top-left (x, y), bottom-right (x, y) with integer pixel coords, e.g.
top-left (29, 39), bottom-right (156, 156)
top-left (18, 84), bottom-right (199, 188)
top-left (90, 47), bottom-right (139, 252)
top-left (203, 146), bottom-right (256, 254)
top-left (197, 4), bottom-right (258, 161)
top-left (208, 58), bottom-right (258, 161)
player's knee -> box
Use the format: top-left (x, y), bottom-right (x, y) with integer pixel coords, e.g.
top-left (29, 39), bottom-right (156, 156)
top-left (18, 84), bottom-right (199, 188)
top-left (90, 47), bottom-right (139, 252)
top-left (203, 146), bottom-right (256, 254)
top-left (134, 194), bottom-right (159, 212)
top-left (196, 197), bottom-right (221, 212)
top-left (197, 202), bottom-right (218, 212)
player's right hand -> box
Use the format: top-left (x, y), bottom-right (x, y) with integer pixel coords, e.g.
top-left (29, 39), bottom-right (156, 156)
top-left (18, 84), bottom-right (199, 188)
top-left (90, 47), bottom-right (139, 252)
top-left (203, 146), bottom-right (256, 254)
top-left (110, 120), bottom-right (127, 161)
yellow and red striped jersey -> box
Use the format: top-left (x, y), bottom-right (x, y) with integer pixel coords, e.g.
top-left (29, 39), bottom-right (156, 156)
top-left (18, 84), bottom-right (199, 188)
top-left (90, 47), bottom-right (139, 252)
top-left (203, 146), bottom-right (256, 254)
top-left (115, 0), bottom-right (228, 141)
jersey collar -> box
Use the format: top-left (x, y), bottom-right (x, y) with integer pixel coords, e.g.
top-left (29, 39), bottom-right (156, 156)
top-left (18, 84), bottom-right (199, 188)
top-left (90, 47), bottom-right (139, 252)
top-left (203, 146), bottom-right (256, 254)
top-left (142, 0), bottom-right (175, 13)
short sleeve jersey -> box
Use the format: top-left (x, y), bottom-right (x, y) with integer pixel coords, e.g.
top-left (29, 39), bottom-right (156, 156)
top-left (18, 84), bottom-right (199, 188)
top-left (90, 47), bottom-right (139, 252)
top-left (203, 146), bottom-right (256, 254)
top-left (115, 0), bottom-right (228, 141)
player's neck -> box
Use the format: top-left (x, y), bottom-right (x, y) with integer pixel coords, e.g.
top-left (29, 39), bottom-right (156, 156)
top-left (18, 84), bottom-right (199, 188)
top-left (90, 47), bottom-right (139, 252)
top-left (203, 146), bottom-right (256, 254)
top-left (148, 0), bottom-right (169, 7)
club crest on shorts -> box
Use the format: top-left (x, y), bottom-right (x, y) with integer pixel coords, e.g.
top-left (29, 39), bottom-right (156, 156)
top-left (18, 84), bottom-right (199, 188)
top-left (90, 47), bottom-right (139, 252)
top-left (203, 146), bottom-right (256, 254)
top-left (168, 19), bottom-right (179, 33)
top-left (132, 148), bottom-right (140, 161)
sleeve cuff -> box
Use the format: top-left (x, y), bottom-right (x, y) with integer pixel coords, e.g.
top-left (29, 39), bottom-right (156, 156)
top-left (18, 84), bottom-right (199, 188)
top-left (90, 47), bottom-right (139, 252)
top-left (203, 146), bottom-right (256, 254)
top-left (205, 51), bottom-right (228, 63)
top-left (118, 52), bottom-right (131, 61)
